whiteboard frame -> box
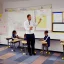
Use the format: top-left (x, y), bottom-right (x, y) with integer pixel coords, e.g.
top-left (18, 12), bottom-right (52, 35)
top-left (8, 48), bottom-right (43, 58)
top-left (52, 12), bottom-right (64, 33)
top-left (52, 23), bottom-right (64, 32)
top-left (35, 9), bottom-right (52, 31)
top-left (52, 12), bottom-right (63, 23)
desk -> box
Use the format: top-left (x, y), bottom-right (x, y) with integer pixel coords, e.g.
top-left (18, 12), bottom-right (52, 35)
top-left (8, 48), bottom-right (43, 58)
top-left (6, 38), bottom-right (22, 51)
top-left (6, 38), bottom-right (27, 53)
top-left (41, 41), bottom-right (47, 44)
top-left (6, 38), bottom-right (13, 47)
top-left (21, 40), bottom-right (27, 44)
top-left (21, 40), bottom-right (27, 55)
top-left (60, 41), bottom-right (64, 59)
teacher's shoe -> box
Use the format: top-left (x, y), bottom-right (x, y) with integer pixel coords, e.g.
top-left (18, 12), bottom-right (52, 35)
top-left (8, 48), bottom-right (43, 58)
top-left (29, 53), bottom-right (32, 56)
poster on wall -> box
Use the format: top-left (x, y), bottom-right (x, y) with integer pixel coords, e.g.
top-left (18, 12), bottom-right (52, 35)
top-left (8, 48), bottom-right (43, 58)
top-left (35, 9), bottom-right (51, 31)
top-left (63, 12), bottom-right (64, 22)
top-left (53, 12), bottom-right (62, 23)
top-left (0, 14), bottom-right (8, 35)
top-left (0, 14), bottom-right (2, 22)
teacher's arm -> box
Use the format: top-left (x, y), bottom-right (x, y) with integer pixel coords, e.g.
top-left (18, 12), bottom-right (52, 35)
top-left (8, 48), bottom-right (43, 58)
top-left (37, 18), bottom-right (42, 26)
top-left (33, 18), bottom-right (42, 27)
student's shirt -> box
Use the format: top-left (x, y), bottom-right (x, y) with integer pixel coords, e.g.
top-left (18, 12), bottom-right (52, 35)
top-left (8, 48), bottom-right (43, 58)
top-left (12, 34), bottom-right (16, 38)
top-left (24, 38), bottom-right (27, 40)
top-left (44, 35), bottom-right (50, 47)
top-left (24, 20), bottom-right (37, 34)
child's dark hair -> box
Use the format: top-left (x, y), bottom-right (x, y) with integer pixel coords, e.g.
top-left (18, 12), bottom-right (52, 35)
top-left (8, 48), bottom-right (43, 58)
top-left (24, 34), bottom-right (26, 37)
top-left (45, 30), bottom-right (48, 33)
top-left (12, 30), bottom-right (16, 34)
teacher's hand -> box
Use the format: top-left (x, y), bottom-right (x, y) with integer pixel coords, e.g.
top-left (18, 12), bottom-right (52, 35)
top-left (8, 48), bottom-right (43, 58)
top-left (38, 18), bottom-right (42, 24)
top-left (30, 26), bottom-right (33, 30)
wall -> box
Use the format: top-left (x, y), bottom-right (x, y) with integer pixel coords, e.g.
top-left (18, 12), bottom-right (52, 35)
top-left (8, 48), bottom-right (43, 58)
top-left (0, 3), bottom-right (3, 13)
top-left (3, 0), bottom-right (64, 11)
top-left (1, 0), bottom-right (64, 52)
top-left (2, 0), bottom-right (64, 39)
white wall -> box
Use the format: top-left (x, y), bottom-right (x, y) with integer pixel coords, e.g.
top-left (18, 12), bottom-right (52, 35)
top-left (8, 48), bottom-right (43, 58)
top-left (1, 0), bottom-right (64, 52)
top-left (0, 3), bottom-right (3, 13)
top-left (2, 0), bottom-right (64, 39)
top-left (2, 0), bottom-right (64, 11)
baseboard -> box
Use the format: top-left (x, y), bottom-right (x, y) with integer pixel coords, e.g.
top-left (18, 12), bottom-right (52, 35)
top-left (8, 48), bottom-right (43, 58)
top-left (0, 44), bottom-right (8, 46)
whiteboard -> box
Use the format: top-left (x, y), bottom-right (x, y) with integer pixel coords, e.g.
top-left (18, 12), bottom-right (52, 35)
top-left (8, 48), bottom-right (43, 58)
top-left (35, 9), bottom-right (52, 30)
top-left (7, 10), bottom-right (35, 36)
top-left (53, 23), bottom-right (64, 32)
top-left (53, 12), bottom-right (62, 22)
top-left (3, 9), bottom-right (64, 40)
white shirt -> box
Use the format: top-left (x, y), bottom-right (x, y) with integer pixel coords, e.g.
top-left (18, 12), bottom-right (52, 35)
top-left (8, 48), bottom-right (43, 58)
top-left (24, 20), bottom-right (37, 34)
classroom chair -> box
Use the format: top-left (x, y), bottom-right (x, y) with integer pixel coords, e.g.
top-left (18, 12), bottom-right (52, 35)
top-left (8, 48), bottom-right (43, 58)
top-left (21, 40), bottom-right (27, 55)
top-left (60, 39), bottom-right (64, 60)
top-left (41, 40), bottom-right (50, 55)
top-left (6, 38), bottom-right (22, 51)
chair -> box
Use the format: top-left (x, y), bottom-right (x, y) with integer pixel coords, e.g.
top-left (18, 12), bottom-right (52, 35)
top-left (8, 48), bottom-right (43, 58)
top-left (21, 40), bottom-right (27, 55)
top-left (60, 39), bottom-right (64, 60)
top-left (41, 40), bottom-right (50, 55)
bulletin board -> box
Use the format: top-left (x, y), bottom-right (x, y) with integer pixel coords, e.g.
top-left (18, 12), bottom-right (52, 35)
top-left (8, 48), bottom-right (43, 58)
top-left (52, 12), bottom-right (64, 32)
top-left (35, 9), bottom-right (52, 30)
top-left (0, 14), bottom-right (8, 35)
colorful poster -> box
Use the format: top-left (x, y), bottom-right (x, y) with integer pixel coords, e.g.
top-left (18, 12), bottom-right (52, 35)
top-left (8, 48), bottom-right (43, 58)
top-left (63, 12), bottom-right (64, 22)
top-left (35, 9), bottom-right (51, 30)
top-left (0, 14), bottom-right (8, 35)
top-left (0, 14), bottom-right (2, 18)
top-left (36, 15), bottom-right (47, 28)
top-left (53, 12), bottom-right (62, 23)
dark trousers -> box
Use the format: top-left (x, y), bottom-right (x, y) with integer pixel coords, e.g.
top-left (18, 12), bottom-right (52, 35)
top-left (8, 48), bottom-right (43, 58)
top-left (26, 34), bottom-right (35, 54)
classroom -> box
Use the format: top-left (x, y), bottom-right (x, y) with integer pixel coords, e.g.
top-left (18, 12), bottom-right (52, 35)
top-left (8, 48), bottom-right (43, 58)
top-left (0, 0), bottom-right (64, 64)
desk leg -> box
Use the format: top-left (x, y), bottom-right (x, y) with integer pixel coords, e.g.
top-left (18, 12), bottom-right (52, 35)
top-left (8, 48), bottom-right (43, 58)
top-left (62, 45), bottom-right (64, 60)
top-left (22, 44), bottom-right (27, 55)
top-left (42, 45), bottom-right (44, 55)
top-left (12, 43), bottom-right (15, 52)
top-left (46, 46), bottom-right (48, 54)
top-left (63, 45), bottom-right (64, 56)
top-left (24, 44), bottom-right (27, 55)
top-left (14, 43), bottom-right (16, 51)
top-left (8, 40), bottom-right (10, 47)
top-left (22, 44), bottom-right (24, 53)
top-left (18, 41), bottom-right (20, 48)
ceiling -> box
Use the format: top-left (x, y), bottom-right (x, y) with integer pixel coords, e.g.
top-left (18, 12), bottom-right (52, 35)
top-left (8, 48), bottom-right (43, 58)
top-left (0, 0), bottom-right (29, 2)
top-left (0, 0), bottom-right (29, 4)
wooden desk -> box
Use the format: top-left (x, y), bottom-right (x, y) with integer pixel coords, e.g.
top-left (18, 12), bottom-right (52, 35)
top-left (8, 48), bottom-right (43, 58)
top-left (41, 41), bottom-right (47, 44)
top-left (60, 40), bottom-right (64, 59)
top-left (21, 40), bottom-right (27, 55)
top-left (21, 40), bottom-right (27, 44)
top-left (6, 38), bottom-right (27, 53)
top-left (10, 38), bottom-right (22, 43)
top-left (6, 38), bottom-right (13, 46)
top-left (6, 38), bottom-right (22, 51)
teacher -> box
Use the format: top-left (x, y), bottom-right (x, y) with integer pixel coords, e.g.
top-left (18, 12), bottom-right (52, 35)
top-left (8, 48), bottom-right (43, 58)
top-left (24, 14), bottom-right (41, 56)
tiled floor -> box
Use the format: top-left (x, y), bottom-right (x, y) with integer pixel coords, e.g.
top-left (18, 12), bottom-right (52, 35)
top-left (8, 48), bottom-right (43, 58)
top-left (0, 45), bottom-right (64, 64)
